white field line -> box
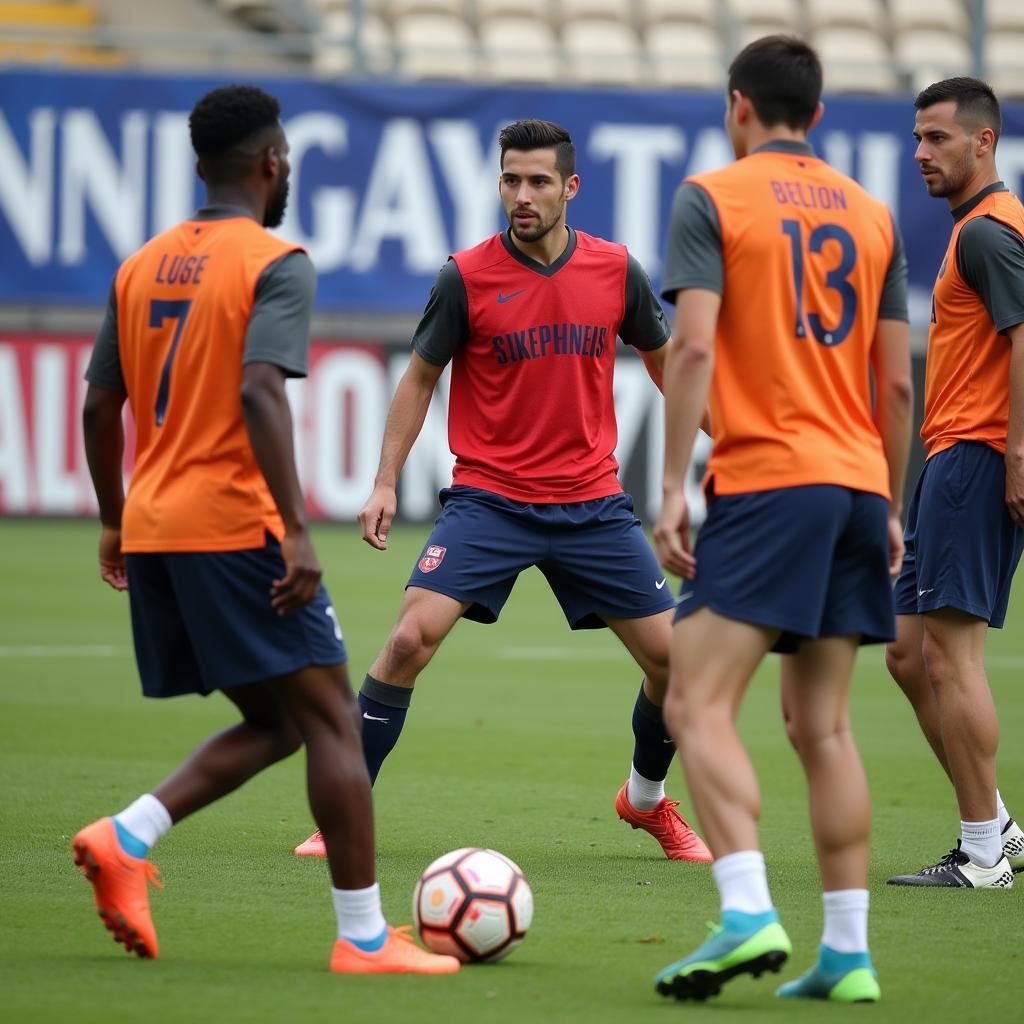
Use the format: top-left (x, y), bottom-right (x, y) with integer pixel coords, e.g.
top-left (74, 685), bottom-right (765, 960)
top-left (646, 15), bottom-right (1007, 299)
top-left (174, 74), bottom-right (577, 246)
top-left (0, 644), bottom-right (130, 658)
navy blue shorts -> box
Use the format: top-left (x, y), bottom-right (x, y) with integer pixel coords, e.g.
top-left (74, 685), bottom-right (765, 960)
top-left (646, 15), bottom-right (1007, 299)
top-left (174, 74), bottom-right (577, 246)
top-left (407, 487), bottom-right (675, 629)
top-left (893, 442), bottom-right (1024, 627)
top-left (126, 534), bottom-right (347, 698)
top-left (675, 484), bottom-right (895, 653)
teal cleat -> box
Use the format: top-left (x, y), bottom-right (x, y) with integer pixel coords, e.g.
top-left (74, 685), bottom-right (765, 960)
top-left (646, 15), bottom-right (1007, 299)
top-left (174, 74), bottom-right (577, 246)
top-left (654, 909), bottom-right (792, 1002)
top-left (777, 946), bottom-right (881, 1003)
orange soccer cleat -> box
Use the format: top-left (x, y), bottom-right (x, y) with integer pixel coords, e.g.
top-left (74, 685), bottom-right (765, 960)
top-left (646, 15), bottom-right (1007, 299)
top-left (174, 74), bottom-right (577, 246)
top-left (72, 817), bottom-right (163, 958)
top-left (615, 782), bottom-right (713, 863)
top-left (294, 829), bottom-right (327, 857)
top-left (330, 926), bottom-right (462, 974)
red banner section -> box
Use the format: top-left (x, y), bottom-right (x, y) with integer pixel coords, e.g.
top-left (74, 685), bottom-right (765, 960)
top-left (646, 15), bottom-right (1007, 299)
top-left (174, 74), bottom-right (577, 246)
top-left (0, 334), bottom-right (703, 522)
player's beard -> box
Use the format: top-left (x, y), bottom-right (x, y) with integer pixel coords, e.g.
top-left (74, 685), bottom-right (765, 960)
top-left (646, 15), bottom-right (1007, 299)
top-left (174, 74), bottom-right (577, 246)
top-left (264, 179), bottom-right (290, 229)
top-left (922, 146), bottom-right (973, 199)
top-left (507, 202), bottom-right (564, 243)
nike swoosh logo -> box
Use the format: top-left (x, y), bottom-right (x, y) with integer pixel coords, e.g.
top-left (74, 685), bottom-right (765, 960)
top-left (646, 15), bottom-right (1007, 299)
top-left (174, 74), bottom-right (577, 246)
top-left (918, 588), bottom-right (935, 596)
top-left (362, 713), bottom-right (390, 723)
top-left (497, 289), bottom-right (527, 303)
top-left (655, 578), bottom-right (667, 590)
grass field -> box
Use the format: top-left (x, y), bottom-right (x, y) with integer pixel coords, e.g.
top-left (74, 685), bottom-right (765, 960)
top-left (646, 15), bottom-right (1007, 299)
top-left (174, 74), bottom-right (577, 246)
top-left (1, 519), bottom-right (1021, 1023)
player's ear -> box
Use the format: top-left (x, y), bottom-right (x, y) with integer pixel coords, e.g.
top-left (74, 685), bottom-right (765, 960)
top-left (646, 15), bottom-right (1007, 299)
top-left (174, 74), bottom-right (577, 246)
top-left (976, 126), bottom-right (996, 158)
top-left (260, 144), bottom-right (279, 180)
top-left (808, 101), bottom-right (825, 134)
top-left (564, 173), bottom-right (580, 202)
top-left (195, 159), bottom-right (207, 183)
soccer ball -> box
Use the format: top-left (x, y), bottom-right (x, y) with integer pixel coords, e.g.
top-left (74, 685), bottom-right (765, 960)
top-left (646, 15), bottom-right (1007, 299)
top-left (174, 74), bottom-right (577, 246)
top-left (413, 848), bottom-right (533, 963)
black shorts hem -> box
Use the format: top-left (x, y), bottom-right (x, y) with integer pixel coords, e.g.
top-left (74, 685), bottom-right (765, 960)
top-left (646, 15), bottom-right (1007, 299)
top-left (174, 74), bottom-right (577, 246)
top-left (139, 653), bottom-right (348, 699)
top-left (569, 598), bottom-right (675, 631)
top-left (405, 580), bottom-right (500, 624)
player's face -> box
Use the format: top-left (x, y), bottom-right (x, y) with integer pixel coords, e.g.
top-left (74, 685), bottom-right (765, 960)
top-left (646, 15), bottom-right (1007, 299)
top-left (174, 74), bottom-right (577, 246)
top-left (264, 131), bottom-right (291, 229)
top-left (499, 149), bottom-right (578, 243)
top-left (913, 101), bottom-right (975, 199)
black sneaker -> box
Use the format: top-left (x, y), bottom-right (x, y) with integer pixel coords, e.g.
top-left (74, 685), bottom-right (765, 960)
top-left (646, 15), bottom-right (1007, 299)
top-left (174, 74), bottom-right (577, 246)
top-left (886, 840), bottom-right (1014, 888)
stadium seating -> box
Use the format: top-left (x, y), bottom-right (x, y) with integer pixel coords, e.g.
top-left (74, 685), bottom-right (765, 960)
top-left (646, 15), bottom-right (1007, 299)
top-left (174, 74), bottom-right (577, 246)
top-left (563, 18), bottom-right (643, 86)
top-left (805, 0), bottom-right (885, 34)
top-left (312, 9), bottom-right (394, 75)
top-left (645, 22), bottom-right (723, 88)
top-left (0, 1), bottom-right (126, 65)
top-left (986, 0), bottom-right (1024, 33)
top-left (815, 26), bottom-right (900, 92)
top-left (889, 0), bottom-right (967, 35)
top-left (393, 11), bottom-right (478, 78)
top-left (986, 33), bottom-right (1024, 98)
top-left (479, 16), bottom-right (559, 83)
top-left (894, 29), bottom-right (973, 93)
top-left (639, 0), bottom-right (716, 29)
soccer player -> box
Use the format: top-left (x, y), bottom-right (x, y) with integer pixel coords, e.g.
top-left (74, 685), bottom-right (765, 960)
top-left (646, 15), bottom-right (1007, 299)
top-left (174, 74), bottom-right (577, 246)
top-left (885, 78), bottom-right (1024, 888)
top-left (651, 37), bottom-right (912, 1003)
top-left (75, 85), bottom-right (459, 975)
top-left (294, 118), bottom-right (711, 865)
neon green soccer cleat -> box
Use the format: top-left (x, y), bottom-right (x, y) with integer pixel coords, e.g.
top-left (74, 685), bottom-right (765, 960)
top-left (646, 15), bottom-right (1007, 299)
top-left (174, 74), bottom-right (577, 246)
top-left (654, 909), bottom-right (792, 1002)
top-left (777, 946), bottom-right (880, 1003)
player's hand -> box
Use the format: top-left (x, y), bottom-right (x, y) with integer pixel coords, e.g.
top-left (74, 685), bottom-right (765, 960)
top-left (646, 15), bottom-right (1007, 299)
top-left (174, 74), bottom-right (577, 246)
top-left (272, 529), bottom-right (322, 615)
top-left (1006, 457), bottom-right (1024, 527)
top-left (886, 513), bottom-right (905, 577)
top-left (358, 484), bottom-right (397, 550)
top-left (653, 487), bottom-right (696, 580)
top-left (98, 526), bottom-right (128, 591)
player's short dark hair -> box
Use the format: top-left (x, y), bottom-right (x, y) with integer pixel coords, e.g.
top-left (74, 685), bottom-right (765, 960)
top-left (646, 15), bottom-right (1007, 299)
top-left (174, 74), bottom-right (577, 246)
top-left (915, 77), bottom-right (1002, 146)
top-left (498, 119), bottom-right (575, 180)
top-left (189, 85), bottom-right (281, 162)
top-left (727, 35), bottom-right (822, 131)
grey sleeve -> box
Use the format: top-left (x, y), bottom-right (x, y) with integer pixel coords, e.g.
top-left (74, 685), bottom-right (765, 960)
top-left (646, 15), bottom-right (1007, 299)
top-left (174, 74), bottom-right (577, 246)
top-left (84, 282), bottom-right (125, 391)
top-left (242, 250), bottom-right (316, 377)
top-left (878, 215), bottom-right (910, 321)
top-left (956, 216), bottom-right (1024, 333)
top-left (411, 259), bottom-right (470, 366)
top-left (660, 182), bottom-right (724, 303)
top-left (620, 253), bottom-right (671, 350)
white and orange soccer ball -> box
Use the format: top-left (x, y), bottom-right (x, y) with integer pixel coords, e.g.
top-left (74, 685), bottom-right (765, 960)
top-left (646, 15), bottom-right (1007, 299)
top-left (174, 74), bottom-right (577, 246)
top-left (413, 848), bottom-right (533, 963)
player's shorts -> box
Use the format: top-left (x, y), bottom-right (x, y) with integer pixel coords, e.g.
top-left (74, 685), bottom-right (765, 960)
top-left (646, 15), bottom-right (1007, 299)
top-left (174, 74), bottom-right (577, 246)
top-left (675, 484), bottom-right (894, 653)
top-left (406, 486), bottom-right (675, 629)
top-left (893, 441), bottom-right (1024, 627)
top-left (125, 533), bottom-right (347, 698)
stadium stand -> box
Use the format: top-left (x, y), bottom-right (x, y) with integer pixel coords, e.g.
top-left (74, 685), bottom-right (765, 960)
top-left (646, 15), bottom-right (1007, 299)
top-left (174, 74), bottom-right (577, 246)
top-left (2, 0), bottom-right (1016, 97)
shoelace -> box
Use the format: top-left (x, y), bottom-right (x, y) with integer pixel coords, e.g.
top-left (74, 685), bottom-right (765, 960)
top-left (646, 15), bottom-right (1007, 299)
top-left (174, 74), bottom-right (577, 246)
top-left (920, 848), bottom-right (961, 875)
top-left (391, 925), bottom-right (414, 943)
top-left (142, 861), bottom-right (164, 890)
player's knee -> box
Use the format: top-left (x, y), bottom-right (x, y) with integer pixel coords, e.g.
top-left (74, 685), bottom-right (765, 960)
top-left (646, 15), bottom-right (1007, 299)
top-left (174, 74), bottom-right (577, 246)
top-left (382, 617), bottom-right (433, 673)
top-left (920, 632), bottom-right (954, 690)
top-left (884, 640), bottom-right (912, 686)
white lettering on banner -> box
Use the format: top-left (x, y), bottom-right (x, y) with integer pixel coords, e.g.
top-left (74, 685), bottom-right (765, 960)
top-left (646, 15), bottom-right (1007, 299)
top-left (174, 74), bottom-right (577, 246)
top-left (311, 350), bottom-right (387, 518)
top-left (428, 120), bottom-right (502, 251)
top-left (279, 113), bottom-right (355, 272)
top-left (389, 354), bottom-right (454, 519)
top-left (589, 124), bottom-right (686, 272)
top-left (994, 138), bottom-right (1024, 196)
top-left (823, 132), bottom-right (854, 177)
top-left (59, 109), bottom-right (147, 264)
top-left (0, 108), bottom-right (55, 266)
top-left (349, 119), bottom-right (448, 273)
top-left (1, 338), bottom-right (708, 523)
top-left (858, 133), bottom-right (901, 220)
top-left (34, 346), bottom-right (79, 513)
top-left (644, 399), bottom-right (711, 524)
top-left (152, 112), bottom-right (194, 234)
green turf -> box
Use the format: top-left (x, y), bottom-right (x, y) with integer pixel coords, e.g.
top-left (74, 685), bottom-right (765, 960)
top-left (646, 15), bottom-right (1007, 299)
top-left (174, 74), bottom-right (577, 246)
top-left (0, 520), bottom-right (1021, 1023)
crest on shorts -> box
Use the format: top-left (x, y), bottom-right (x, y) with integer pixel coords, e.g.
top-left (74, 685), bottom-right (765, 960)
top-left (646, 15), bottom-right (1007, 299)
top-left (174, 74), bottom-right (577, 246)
top-left (418, 544), bottom-right (446, 573)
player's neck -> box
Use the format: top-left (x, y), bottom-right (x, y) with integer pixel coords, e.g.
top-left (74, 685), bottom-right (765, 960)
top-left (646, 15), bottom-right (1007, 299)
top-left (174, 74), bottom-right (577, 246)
top-left (202, 185), bottom-right (264, 223)
top-left (741, 125), bottom-right (809, 157)
top-left (946, 166), bottom-right (1001, 212)
top-left (508, 222), bottom-right (570, 267)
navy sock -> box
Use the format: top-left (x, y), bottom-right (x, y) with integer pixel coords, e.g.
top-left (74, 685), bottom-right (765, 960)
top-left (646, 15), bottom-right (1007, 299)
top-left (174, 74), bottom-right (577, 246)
top-left (631, 684), bottom-right (675, 782)
top-left (358, 675), bottom-right (412, 785)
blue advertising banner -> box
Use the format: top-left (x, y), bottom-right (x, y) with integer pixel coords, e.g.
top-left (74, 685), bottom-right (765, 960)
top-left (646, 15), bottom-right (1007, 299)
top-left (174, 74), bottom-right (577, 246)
top-left (2, 69), bottom-right (1024, 321)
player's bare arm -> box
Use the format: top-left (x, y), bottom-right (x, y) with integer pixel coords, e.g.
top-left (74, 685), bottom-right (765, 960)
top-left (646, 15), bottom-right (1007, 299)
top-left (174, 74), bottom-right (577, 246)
top-left (359, 351), bottom-right (445, 550)
top-left (1005, 322), bottom-right (1024, 526)
top-left (639, 342), bottom-right (667, 393)
top-left (869, 317), bottom-right (914, 573)
top-left (82, 383), bottom-right (129, 592)
top-left (653, 288), bottom-right (720, 580)
top-left (240, 361), bottom-right (320, 615)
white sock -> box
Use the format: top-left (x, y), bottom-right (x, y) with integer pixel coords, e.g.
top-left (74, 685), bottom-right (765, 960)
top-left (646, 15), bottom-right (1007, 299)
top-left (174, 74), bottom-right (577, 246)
top-left (627, 766), bottom-right (665, 811)
top-left (333, 882), bottom-right (387, 942)
top-left (114, 794), bottom-right (172, 850)
top-left (961, 818), bottom-right (1001, 867)
top-left (996, 789), bottom-right (1011, 831)
top-left (821, 889), bottom-right (869, 953)
top-left (712, 850), bottom-right (773, 915)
